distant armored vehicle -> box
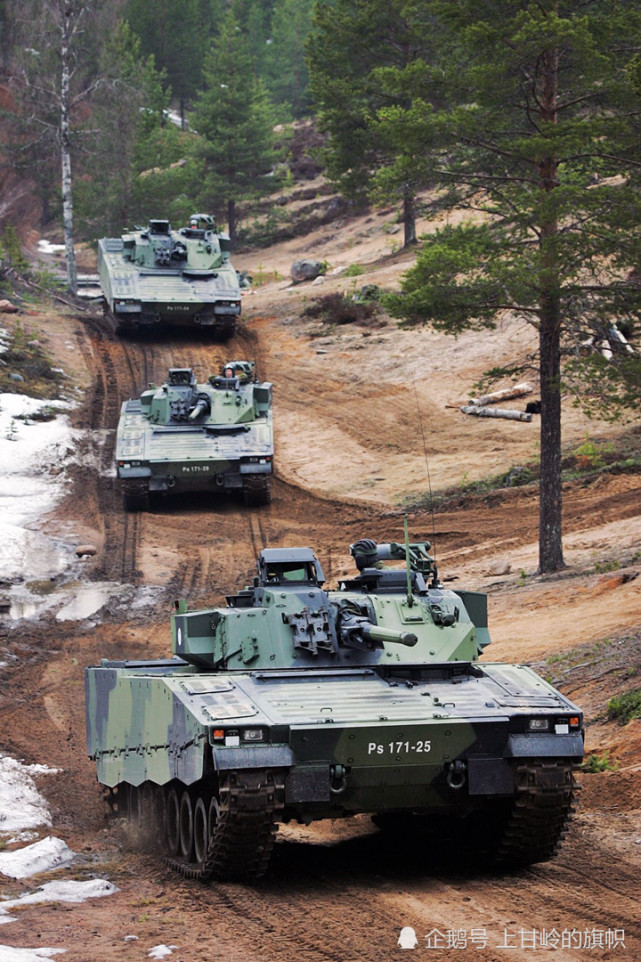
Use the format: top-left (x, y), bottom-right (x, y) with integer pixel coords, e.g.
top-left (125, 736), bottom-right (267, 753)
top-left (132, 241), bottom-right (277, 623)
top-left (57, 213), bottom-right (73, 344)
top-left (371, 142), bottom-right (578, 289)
top-left (115, 361), bottom-right (273, 510)
top-left (85, 535), bottom-right (583, 881)
top-left (98, 214), bottom-right (241, 337)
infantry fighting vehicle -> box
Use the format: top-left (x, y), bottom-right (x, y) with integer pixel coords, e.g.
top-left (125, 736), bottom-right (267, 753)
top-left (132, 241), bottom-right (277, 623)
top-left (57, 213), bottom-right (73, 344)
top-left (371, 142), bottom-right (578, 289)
top-left (98, 214), bottom-right (241, 337)
top-left (85, 536), bottom-right (583, 881)
top-left (115, 361), bottom-right (273, 510)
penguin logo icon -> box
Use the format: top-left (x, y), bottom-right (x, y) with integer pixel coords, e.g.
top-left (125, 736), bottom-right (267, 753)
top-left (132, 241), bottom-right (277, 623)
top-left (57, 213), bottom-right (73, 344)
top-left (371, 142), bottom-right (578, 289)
top-left (398, 926), bottom-right (418, 949)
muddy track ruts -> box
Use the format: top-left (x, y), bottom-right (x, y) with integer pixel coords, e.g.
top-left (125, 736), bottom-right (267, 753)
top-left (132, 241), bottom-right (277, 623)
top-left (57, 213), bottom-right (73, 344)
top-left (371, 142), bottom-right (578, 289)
top-left (73, 316), bottom-right (159, 582)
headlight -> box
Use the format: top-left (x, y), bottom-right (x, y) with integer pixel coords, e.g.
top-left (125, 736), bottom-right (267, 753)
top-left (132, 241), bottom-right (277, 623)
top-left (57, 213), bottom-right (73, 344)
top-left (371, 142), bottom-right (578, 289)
top-left (242, 728), bottom-right (264, 742)
top-left (528, 718), bottom-right (550, 732)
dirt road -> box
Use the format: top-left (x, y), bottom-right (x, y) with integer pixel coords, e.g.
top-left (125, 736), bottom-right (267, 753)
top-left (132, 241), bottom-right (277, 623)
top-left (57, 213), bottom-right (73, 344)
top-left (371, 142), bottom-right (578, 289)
top-left (0, 280), bottom-right (640, 961)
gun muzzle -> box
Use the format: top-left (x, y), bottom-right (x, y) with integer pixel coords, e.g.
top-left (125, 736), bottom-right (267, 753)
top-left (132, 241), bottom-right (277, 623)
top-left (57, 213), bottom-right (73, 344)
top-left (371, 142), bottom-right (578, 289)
top-left (361, 624), bottom-right (418, 647)
top-left (189, 398), bottom-right (210, 421)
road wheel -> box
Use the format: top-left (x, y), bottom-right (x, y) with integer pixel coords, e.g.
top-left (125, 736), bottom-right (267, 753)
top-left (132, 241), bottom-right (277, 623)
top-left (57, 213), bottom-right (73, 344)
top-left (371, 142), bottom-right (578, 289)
top-left (165, 787), bottom-right (180, 857)
top-left (193, 796), bottom-right (209, 867)
top-left (179, 790), bottom-right (194, 860)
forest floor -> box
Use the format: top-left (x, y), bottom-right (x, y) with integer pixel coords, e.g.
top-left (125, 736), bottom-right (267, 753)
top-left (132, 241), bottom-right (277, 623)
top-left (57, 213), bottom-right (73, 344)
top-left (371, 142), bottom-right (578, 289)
top-left (1, 191), bottom-right (640, 960)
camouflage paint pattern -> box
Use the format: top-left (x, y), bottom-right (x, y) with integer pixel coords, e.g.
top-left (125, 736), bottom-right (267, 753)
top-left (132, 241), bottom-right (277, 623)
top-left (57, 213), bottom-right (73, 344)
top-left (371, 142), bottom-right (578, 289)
top-left (85, 542), bottom-right (584, 819)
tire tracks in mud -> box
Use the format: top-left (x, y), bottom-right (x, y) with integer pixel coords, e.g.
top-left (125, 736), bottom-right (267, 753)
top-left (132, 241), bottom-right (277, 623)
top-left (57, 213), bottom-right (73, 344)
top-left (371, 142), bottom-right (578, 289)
top-left (158, 813), bottom-right (641, 962)
top-left (74, 321), bottom-right (274, 597)
top-left (73, 315), bottom-right (156, 583)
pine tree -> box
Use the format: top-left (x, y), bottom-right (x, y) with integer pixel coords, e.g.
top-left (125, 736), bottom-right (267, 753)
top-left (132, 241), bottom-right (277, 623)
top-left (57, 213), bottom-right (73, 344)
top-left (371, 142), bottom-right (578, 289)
top-left (124, 0), bottom-right (209, 125)
top-left (385, 1), bottom-right (641, 572)
top-left (307, 0), bottom-right (435, 246)
top-left (74, 21), bottom-right (188, 236)
top-left (264, 0), bottom-right (314, 117)
top-left (191, 10), bottom-right (278, 245)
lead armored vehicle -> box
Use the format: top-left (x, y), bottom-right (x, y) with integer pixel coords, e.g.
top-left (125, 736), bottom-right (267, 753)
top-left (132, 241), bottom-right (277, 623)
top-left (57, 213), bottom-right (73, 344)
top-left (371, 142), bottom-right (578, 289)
top-left (98, 214), bottom-right (241, 337)
top-left (115, 361), bottom-right (273, 510)
top-left (85, 536), bottom-right (583, 881)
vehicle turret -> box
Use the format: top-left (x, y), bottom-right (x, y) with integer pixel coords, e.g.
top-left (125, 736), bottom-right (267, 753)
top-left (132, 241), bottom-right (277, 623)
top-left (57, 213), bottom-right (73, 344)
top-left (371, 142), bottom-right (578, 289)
top-left (170, 539), bottom-right (488, 670)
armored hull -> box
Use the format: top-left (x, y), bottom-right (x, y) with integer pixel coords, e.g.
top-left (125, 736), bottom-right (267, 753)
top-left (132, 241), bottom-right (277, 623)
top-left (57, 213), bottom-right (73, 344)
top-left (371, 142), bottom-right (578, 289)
top-left (98, 214), bottom-right (241, 337)
top-left (85, 539), bottom-right (583, 881)
top-left (115, 362), bottom-right (273, 510)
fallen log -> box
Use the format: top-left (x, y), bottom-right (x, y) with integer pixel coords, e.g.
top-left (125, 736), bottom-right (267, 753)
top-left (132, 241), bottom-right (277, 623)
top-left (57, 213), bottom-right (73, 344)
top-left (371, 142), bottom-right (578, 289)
top-left (469, 381), bottom-right (533, 406)
top-left (460, 404), bottom-right (532, 422)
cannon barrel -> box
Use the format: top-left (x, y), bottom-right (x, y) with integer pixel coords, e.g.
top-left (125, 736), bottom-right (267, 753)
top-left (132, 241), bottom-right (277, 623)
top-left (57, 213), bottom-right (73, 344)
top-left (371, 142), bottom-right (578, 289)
top-left (188, 396), bottom-right (211, 421)
top-left (360, 623), bottom-right (418, 647)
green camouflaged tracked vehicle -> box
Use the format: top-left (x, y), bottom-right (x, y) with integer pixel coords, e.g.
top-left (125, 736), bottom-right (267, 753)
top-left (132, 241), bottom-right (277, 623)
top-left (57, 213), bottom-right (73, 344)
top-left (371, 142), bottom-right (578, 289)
top-left (85, 536), bottom-right (583, 881)
top-left (115, 361), bottom-right (273, 510)
top-left (98, 214), bottom-right (241, 337)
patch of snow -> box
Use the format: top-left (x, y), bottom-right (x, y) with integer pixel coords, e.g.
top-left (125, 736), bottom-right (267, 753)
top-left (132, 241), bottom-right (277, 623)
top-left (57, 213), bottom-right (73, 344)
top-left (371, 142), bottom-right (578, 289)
top-left (0, 393), bottom-right (76, 583)
top-left (36, 240), bottom-right (65, 255)
top-left (0, 837), bottom-right (74, 879)
top-left (3, 832), bottom-right (38, 845)
top-left (0, 755), bottom-right (59, 834)
top-left (148, 947), bottom-right (179, 960)
top-left (0, 879), bottom-right (118, 924)
top-left (0, 948), bottom-right (65, 961)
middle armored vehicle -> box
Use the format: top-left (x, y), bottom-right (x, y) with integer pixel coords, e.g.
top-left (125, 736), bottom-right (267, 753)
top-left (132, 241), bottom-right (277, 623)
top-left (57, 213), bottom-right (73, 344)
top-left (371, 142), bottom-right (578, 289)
top-left (85, 536), bottom-right (583, 881)
top-left (115, 361), bottom-right (273, 510)
top-left (98, 213), bottom-right (241, 337)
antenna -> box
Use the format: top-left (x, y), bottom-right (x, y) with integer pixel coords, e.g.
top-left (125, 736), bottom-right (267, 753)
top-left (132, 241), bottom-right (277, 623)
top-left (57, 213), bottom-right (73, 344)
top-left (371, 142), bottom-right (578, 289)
top-left (403, 514), bottom-right (415, 607)
top-left (412, 375), bottom-right (437, 571)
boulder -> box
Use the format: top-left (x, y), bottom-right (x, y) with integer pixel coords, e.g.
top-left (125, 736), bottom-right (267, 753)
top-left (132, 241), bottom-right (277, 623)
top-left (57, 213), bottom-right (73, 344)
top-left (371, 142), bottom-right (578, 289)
top-left (290, 259), bottom-right (325, 284)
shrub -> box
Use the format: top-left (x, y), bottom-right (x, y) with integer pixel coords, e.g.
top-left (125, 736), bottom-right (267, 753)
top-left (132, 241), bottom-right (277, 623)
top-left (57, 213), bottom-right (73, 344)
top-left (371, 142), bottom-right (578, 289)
top-left (581, 752), bottom-right (618, 773)
top-left (607, 688), bottom-right (641, 724)
top-left (343, 263), bottom-right (364, 276)
top-left (302, 292), bottom-right (379, 326)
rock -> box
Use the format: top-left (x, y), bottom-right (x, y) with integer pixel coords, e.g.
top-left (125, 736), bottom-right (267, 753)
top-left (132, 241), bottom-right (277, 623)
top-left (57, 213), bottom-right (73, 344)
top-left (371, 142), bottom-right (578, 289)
top-left (9, 372), bottom-right (24, 382)
top-left (359, 284), bottom-right (381, 301)
top-left (0, 299), bottom-right (18, 313)
top-left (311, 275), bottom-right (326, 285)
top-left (75, 544), bottom-right (98, 558)
top-left (291, 259), bottom-right (325, 283)
top-left (488, 561), bottom-right (512, 576)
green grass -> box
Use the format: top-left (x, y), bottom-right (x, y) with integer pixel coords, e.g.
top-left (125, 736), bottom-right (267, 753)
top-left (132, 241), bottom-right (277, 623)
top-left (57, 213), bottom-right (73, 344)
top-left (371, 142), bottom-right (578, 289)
top-left (607, 688), bottom-right (641, 725)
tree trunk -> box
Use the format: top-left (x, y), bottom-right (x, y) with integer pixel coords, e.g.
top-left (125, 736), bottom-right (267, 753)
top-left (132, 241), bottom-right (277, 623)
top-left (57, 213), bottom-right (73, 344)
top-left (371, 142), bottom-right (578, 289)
top-left (60, 3), bottom-right (77, 295)
top-left (402, 189), bottom-right (417, 248)
top-left (537, 41), bottom-right (564, 573)
top-left (538, 293), bottom-right (564, 573)
top-left (227, 198), bottom-right (237, 250)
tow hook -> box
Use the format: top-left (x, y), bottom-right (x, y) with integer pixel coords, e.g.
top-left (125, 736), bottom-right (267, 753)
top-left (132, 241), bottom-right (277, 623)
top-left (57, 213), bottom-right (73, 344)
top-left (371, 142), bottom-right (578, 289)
top-left (329, 764), bottom-right (348, 794)
top-left (446, 759), bottom-right (467, 790)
